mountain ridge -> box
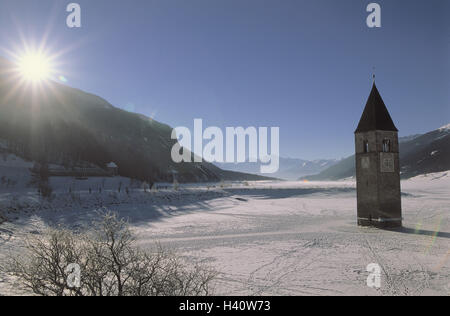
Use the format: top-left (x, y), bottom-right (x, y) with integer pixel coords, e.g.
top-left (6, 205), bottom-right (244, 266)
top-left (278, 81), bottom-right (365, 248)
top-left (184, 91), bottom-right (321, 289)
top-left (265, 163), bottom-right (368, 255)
top-left (301, 124), bottom-right (450, 181)
top-left (215, 157), bottom-right (339, 180)
top-left (0, 56), bottom-right (273, 183)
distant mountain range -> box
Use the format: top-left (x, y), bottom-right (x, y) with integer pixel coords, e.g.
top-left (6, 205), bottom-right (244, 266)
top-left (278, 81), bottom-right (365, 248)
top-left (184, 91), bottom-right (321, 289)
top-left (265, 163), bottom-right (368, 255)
top-left (0, 57), bottom-right (271, 183)
top-left (302, 125), bottom-right (450, 180)
top-left (216, 157), bottom-right (339, 180)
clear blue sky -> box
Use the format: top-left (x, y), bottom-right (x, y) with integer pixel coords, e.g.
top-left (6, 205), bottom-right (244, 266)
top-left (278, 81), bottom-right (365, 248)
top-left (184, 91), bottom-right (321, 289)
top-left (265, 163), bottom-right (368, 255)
top-left (0, 0), bottom-right (448, 160)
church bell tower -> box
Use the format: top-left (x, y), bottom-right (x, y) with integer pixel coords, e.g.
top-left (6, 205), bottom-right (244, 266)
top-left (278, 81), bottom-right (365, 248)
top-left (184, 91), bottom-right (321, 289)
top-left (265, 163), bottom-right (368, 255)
top-left (355, 83), bottom-right (402, 228)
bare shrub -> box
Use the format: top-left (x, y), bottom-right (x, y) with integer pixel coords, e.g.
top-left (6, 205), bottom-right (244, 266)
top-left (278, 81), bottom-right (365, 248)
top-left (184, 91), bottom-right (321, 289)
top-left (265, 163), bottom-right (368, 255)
top-left (2, 212), bottom-right (216, 296)
top-left (0, 213), bottom-right (6, 224)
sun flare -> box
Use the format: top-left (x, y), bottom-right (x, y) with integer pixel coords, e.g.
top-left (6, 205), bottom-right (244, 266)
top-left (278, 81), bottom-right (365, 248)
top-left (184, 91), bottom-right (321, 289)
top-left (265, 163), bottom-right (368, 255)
top-left (17, 52), bottom-right (52, 82)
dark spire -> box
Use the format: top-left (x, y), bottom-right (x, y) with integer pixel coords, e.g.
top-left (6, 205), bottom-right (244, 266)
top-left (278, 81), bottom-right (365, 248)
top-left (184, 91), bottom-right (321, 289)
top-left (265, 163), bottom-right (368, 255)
top-left (355, 83), bottom-right (398, 133)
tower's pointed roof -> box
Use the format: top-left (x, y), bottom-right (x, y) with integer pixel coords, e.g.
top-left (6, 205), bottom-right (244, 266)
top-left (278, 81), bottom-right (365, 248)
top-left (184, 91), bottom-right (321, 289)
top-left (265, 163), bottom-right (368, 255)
top-left (355, 83), bottom-right (398, 133)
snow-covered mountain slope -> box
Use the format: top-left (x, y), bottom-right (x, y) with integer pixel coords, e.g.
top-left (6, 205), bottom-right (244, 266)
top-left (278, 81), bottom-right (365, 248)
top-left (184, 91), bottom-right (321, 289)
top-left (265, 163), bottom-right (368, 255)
top-left (302, 124), bottom-right (450, 180)
top-left (400, 124), bottom-right (450, 178)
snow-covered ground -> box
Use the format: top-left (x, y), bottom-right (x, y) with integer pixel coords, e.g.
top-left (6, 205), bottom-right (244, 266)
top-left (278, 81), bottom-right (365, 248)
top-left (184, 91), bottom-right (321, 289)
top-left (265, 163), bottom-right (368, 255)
top-left (0, 170), bottom-right (449, 296)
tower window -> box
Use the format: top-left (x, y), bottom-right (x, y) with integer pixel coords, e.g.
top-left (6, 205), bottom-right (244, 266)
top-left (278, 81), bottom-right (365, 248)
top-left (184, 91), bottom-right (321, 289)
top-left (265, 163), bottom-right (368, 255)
top-left (363, 141), bottom-right (369, 153)
top-left (382, 139), bottom-right (391, 152)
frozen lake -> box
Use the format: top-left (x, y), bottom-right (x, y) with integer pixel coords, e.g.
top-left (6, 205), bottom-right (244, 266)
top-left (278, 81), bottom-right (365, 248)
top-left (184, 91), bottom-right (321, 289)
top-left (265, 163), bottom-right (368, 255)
top-left (0, 173), bottom-right (449, 296)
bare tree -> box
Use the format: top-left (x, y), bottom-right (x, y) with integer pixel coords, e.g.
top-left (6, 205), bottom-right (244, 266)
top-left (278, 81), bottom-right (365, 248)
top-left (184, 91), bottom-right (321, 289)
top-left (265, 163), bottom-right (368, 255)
top-left (31, 162), bottom-right (53, 199)
top-left (2, 212), bottom-right (216, 296)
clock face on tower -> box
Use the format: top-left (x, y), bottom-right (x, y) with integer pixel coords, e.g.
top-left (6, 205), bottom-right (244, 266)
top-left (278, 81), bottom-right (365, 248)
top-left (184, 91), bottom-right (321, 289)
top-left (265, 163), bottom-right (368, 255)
top-left (361, 157), bottom-right (370, 169)
top-left (380, 153), bottom-right (395, 173)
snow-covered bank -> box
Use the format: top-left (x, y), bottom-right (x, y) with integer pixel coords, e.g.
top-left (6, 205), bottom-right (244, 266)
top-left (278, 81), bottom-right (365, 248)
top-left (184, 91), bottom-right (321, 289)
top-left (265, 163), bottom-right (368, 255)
top-left (402, 171), bottom-right (450, 194)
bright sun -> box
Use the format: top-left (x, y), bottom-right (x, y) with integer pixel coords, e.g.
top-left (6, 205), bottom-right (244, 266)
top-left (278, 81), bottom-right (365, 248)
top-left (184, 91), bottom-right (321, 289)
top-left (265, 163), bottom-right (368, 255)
top-left (17, 53), bottom-right (52, 82)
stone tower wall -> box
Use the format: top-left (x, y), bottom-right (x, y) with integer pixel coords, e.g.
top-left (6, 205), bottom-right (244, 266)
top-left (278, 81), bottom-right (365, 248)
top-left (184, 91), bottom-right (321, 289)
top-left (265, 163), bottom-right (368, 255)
top-left (355, 130), bottom-right (402, 227)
